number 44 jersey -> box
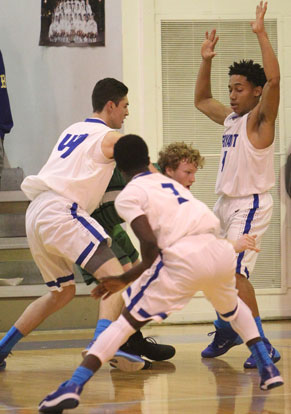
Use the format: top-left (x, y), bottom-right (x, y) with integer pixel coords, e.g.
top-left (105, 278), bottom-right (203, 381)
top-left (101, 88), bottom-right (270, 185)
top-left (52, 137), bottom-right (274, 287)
top-left (21, 118), bottom-right (115, 214)
top-left (115, 171), bottom-right (220, 250)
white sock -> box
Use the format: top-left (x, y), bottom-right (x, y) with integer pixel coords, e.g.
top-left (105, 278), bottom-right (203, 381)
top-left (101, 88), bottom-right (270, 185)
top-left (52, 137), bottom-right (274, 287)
top-left (87, 315), bottom-right (136, 364)
top-left (230, 297), bottom-right (260, 343)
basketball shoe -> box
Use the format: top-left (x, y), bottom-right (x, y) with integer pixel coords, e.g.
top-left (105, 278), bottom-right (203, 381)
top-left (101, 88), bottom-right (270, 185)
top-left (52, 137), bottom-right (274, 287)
top-left (119, 330), bottom-right (176, 361)
top-left (244, 338), bottom-right (281, 369)
top-left (38, 381), bottom-right (82, 412)
top-left (260, 364), bottom-right (283, 390)
top-left (201, 328), bottom-right (240, 358)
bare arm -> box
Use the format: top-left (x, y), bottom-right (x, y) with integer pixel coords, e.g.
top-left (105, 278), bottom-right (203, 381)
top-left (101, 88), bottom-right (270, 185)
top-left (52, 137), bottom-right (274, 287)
top-left (248, 1), bottom-right (280, 149)
top-left (101, 131), bottom-right (123, 159)
top-left (194, 29), bottom-right (232, 125)
top-left (92, 215), bottom-right (160, 299)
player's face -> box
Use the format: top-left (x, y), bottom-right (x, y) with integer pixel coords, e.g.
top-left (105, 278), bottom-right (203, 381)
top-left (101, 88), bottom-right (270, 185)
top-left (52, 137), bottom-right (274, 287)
top-left (110, 96), bottom-right (129, 129)
top-left (228, 75), bottom-right (262, 116)
top-left (165, 160), bottom-right (198, 190)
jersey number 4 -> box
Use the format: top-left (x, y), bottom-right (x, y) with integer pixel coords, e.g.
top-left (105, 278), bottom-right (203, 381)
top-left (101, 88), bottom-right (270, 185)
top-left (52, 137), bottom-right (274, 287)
top-left (58, 133), bottom-right (89, 158)
top-left (161, 183), bottom-right (189, 204)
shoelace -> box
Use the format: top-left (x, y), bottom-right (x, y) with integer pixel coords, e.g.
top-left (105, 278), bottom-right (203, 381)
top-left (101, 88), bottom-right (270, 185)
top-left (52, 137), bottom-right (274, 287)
top-left (144, 336), bottom-right (158, 344)
top-left (207, 330), bottom-right (230, 346)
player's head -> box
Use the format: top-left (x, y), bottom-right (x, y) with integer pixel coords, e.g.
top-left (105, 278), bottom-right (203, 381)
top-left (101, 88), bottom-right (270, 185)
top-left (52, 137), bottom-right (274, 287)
top-left (92, 78), bottom-right (129, 128)
top-left (228, 60), bottom-right (267, 116)
top-left (158, 142), bottom-right (204, 189)
top-left (114, 134), bottom-right (150, 179)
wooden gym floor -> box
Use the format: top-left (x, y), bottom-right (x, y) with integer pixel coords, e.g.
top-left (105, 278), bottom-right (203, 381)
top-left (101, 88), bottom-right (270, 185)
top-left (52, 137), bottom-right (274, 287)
top-left (0, 321), bottom-right (290, 414)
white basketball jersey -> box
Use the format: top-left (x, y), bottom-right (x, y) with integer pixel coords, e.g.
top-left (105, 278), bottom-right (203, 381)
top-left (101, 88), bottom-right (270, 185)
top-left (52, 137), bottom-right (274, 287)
top-left (21, 118), bottom-right (115, 214)
top-left (115, 172), bottom-right (220, 249)
top-left (215, 112), bottom-right (275, 197)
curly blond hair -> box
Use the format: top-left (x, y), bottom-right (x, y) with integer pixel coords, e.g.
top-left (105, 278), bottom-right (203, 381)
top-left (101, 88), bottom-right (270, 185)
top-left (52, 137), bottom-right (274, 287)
top-left (158, 142), bottom-right (204, 173)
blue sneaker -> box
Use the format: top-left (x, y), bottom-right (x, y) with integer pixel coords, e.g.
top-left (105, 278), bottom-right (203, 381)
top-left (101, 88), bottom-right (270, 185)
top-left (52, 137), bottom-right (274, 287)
top-left (244, 338), bottom-right (281, 369)
top-left (0, 351), bottom-right (10, 371)
top-left (38, 381), bottom-right (82, 413)
top-left (260, 364), bottom-right (284, 390)
top-left (201, 329), bottom-right (240, 358)
top-left (109, 350), bottom-right (151, 371)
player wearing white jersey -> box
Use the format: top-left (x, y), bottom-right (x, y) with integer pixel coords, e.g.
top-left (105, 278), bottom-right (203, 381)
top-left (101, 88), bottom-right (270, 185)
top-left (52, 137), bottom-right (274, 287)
top-left (194, 2), bottom-right (280, 368)
top-left (39, 134), bottom-right (283, 414)
top-left (0, 77), bottom-right (133, 371)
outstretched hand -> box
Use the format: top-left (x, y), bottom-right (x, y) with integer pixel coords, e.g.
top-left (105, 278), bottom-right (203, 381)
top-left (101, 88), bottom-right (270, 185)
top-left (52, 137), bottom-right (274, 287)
top-left (90, 275), bottom-right (127, 300)
top-left (234, 234), bottom-right (260, 253)
top-left (201, 29), bottom-right (219, 60)
top-left (251, 1), bottom-right (267, 34)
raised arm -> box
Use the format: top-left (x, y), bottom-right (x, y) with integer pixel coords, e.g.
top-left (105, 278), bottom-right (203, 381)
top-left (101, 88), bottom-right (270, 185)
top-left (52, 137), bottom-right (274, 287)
top-left (248, 1), bottom-right (280, 148)
top-left (194, 29), bottom-right (232, 125)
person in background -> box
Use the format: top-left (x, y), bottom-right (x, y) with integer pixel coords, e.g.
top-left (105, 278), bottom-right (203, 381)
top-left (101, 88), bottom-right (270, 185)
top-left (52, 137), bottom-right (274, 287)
top-left (0, 50), bottom-right (13, 189)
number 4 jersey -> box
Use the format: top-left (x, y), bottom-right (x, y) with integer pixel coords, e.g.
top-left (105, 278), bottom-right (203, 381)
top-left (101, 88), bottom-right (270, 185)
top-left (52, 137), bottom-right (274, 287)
top-left (21, 118), bottom-right (115, 214)
top-left (115, 171), bottom-right (220, 250)
top-left (215, 112), bottom-right (275, 197)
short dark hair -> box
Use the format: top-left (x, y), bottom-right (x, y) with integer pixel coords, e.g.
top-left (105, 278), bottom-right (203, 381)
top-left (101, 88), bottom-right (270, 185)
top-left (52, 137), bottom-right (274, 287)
top-left (114, 134), bottom-right (149, 173)
top-left (228, 60), bottom-right (267, 87)
top-left (92, 78), bottom-right (128, 112)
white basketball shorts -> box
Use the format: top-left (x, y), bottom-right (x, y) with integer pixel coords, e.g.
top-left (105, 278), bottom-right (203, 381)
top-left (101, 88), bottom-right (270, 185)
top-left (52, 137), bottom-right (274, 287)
top-left (122, 233), bottom-right (238, 323)
top-left (213, 192), bottom-right (273, 278)
top-left (25, 191), bottom-right (110, 291)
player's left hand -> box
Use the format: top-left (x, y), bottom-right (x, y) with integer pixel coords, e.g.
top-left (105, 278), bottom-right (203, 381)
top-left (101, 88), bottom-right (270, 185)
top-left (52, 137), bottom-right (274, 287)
top-left (234, 234), bottom-right (260, 253)
top-left (251, 1), bottom-right (267, 34)
top-left (90, 276), bottom-right (127, 300)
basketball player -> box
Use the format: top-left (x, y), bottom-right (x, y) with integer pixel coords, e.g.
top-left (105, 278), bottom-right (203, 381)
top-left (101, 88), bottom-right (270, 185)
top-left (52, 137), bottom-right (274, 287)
top-left (39, 134), bottom-right (283, 413)
top-left (81, 142), bottom-right (204, 365)
top-left (194, 1), bottom-right (280, 368)
top-left (0, 77), bottom-right (147, 372)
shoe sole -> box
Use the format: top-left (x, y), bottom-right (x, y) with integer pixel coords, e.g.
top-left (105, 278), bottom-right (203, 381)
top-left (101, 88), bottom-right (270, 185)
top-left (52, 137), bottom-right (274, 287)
top-left (244, 354), bottom-right (281, 370)
top-left (109, 352), bottom-right (146, 372)
top-left (260, 376), bottom-right (284, 391)
top-left (39, 396), bottom-right (79, 413)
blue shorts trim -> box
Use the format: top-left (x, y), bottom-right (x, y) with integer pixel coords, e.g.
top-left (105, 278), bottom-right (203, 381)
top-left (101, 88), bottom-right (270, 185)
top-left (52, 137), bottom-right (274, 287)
top-left (137, 307), bottom-right (168, 320)
top-left (126, 260), bottom-right (164, 312)
top-left (46, 274), bottom-right (74, 289)
top-left (70, 203), bottom-right (106, 265)
top-left (236, 194), bottom-right (259, 278)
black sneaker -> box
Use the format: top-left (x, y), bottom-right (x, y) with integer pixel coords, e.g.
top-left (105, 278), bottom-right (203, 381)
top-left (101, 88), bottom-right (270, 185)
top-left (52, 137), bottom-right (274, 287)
top-left (120, 330), bottom-right (176, 361)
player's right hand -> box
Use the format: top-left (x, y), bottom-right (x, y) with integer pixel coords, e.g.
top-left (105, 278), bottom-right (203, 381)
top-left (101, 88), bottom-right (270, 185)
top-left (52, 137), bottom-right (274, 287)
top-left (201, 29), bottom-right (219, 60)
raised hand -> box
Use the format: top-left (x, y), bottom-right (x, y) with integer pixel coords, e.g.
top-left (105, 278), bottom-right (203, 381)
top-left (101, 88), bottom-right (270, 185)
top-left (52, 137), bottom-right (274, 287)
top-left (201, 29), bottom-right (219, 60)
top-left (251, 1), bottom-right (267, 34)
top-left (234, 234), bottom-right (260, 253)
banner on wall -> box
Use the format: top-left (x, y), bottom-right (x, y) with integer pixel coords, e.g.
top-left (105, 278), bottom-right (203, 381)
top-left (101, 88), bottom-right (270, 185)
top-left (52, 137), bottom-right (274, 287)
top-left (39, 0), bottom-right (105, 47)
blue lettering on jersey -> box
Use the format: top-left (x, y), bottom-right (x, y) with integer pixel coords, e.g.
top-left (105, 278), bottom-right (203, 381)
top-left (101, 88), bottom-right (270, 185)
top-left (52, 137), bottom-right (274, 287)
top-left (222, 133), bottom-right (238, 148)
top-left (221, 150), bottom-right (227, 172)
top-left (58, 133), bottom-right (89, 158)
top-left (161, 183), bottom-right (189, 204)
